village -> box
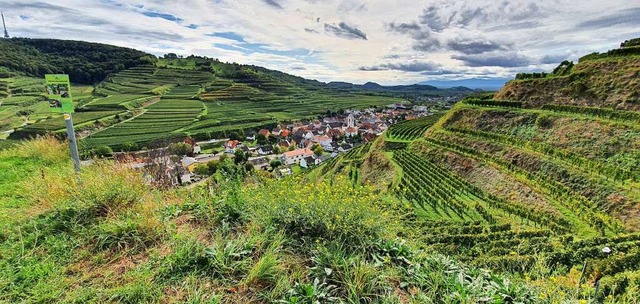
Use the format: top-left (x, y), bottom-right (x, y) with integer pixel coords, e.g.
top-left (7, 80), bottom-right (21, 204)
top-left (114, 102), bottom-right (440, 185)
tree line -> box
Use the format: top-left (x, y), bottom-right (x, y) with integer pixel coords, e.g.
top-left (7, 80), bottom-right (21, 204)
top-left (0, 38), bottom-right (155, 84)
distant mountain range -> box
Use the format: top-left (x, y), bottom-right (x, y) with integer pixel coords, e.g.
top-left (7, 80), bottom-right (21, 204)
top-left (419, 78), bottom-right (509, 91)
top-left (327, 81), bottom-right (476, 94)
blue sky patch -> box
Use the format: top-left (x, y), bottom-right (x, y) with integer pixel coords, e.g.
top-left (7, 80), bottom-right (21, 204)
top-left (143, 11), bottom-right (183, 23)
top-left (210, 32), bottom-right (245, 42)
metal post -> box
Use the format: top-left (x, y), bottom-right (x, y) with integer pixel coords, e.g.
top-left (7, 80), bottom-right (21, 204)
top-left (64, 113), bottom-right (80, 172)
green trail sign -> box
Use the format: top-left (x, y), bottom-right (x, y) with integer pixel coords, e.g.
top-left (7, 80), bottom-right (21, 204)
top-left (45, 74), bottom-right (74, 113)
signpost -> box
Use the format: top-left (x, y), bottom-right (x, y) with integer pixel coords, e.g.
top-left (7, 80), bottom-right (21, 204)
top-left (46, 74), bottom-right (80, 172)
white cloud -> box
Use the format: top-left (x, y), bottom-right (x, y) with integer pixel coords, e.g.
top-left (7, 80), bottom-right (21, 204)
top-left (3, 0), bottom-right (639, 85)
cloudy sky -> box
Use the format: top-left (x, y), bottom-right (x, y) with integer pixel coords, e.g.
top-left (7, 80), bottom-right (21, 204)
top-left (3, 0), bottom-right (640, 85)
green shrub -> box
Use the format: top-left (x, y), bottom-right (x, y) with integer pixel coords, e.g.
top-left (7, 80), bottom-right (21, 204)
top-left (244, 176), bottom-right (395, 250)
top-left (535, 114), bottom-right (554, 129)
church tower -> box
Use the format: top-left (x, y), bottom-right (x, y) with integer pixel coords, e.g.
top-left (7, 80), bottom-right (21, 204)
top-left (346, 114), bottom-right (355, 128)
top-left (1, 12), bottom-right (8, 39)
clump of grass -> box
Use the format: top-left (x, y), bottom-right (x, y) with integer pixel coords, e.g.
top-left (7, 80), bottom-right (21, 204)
top-left (12, 135), bottom-right (69, 165)
top-left (244, 175), bottom-right (396, 251)
top-left (155, 230), bottom-right (286, 287)
top-left (22, 160), bottom-right (149, 219)
top-left (91, 211), bottom-right (161, 253)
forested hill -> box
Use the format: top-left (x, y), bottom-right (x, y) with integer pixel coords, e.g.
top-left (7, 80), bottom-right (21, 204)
top-left (0, 38), bottom-right (154, 83)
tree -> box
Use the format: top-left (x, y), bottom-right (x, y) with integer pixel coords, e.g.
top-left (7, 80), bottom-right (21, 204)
top-left (229, 132), bottom-right (241, 141)
top-left (93, 145), bottom-right (113, 157)
top-left (234, 149), bottom-right (246, 164)
top-left (168, 143), bottom-right (193, 156)
top-left (257, 134), bottom-right (267, 145)
top-left (288, 146), bottom-right (296, 151)
top-left (121, 141), bottom-right (138, 152)
top-left (313, 146), bottom-right (324, 156)
top-left (244, 162), bottom-right (254, 172)
top-left (273, 146), bottom-right (281, 155)
top-left (194, 164), bottom-right (210, 176)
top-left (270, 159), bottom-right (282, 169)
top-left (219, 154), bottom-right (229, 162)
top-left (206, 160), bottom-right (219, 175)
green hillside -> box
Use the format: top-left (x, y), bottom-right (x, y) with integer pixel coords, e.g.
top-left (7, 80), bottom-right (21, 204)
top-left (314, 40), bottom-right (640, 302)
top-left (0, 39), bottom-right (467, 153)
top-left (1, 137), bottom-right (550, 303)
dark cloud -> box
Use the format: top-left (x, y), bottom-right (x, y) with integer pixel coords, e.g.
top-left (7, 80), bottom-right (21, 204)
top-left (458, 7), bottom-right (486, 27)
top-left (453, 52), bottom-right (531, 67)
top-left (577, 8), bottom-right (640, 29)
top-left (447, 38), bottom-right (509, 55)
top-left (324, 22), bottom-right (367, 40)
top-left (304, 28), bottom-right (319, 34)
top-left (540, 54), bottom-right (569, 65)
top-left (503, 2), bottom-right (545, 22)
top-left (263, 0), bottom-right (283, 9)
top-left (387, 22), bottom-right (440, 52)
top-left (418, 5), bottom-right (449, 32)
top-left (412, 37), bottom-right (441, 52)
top-left (387, 22), bottom-right (421, 33)
top-left (359, 61), bottom-right (441, 72)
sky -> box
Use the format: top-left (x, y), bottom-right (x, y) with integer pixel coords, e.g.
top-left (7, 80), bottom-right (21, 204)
top-left (2, 0), bottom-right (640, 85)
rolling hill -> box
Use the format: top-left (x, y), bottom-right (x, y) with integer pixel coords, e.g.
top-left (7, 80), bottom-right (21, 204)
top-left (0, 38), bottom-right (469, 152)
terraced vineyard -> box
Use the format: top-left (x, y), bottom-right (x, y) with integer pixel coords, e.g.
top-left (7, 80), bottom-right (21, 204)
top-left (313, 43), bottom-right (640, 301)
top-left (3, 60), bottom-right (406, 152)
top-left (385, 113), bottom-right (444, 141)
top-left (382, 94), bottom-right (640, 299)
top-left (82, 99), bottom-right (204, 150)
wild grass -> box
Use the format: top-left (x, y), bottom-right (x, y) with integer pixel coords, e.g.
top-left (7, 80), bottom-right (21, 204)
top-left (3, 137), bottom-right (638, 303)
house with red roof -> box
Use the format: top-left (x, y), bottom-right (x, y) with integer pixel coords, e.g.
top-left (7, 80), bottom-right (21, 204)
top-left (258, 129), bottom-right (271, 138)
top-left (282, 148), bottom-right (314, 165)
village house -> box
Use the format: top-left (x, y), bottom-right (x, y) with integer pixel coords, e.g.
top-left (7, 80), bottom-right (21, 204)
top-left (180, 156), bottom-right (198, 172)
top-left (345, 127), bottom-right (358, 137)
top-left (282, 148), bottom-right (314, 165)
top-left (258, 145), bottom-right (273, 155)
top-left (304, 131), bottom-right (314, 140)
top-left (312, 135), bottom-right (332, 147)
top-left (300, 156), bottom-right (321, 168)
top-left (249, 157), bottom-right (270, 170)
top-left (225, 140), bottom-right (239, 153)
top-left (258, 129), bottom-right (271, 138)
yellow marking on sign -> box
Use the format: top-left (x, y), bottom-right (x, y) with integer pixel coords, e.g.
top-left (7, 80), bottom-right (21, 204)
top-left (64, 113), bottom-right (71, 120)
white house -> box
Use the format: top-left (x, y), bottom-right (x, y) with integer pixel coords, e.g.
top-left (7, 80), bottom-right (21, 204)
top-left (283, 148), bottom-right (314, 165)
top-left (313, 135), bottom-right (332, 147)
top-left (300, 156), bottom-right (321, 168)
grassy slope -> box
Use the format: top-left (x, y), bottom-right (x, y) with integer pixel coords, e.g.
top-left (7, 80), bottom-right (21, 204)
top-left (495, 56), bottom-right (640, 111)
top-left (0, 138), bottom-right (547, 303)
